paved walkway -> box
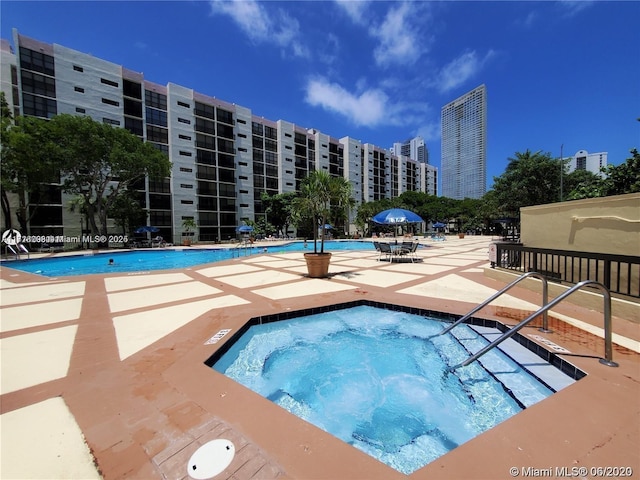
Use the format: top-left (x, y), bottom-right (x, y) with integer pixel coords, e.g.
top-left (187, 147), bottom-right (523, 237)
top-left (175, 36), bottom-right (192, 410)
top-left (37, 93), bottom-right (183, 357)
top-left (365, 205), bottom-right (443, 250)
top-left (1, 236), bottom-right (638, 479)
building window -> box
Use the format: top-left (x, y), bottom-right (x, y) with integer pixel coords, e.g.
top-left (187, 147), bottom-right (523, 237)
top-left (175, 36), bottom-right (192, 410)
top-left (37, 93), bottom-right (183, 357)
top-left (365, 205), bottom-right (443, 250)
top-left (125, 117), bottom-right (143, 136)
top-left (179, 151), bottom-right (193, 157)
top-left (180, 184), bottom-right (193, 189)
top-left (19, 47), bottom-right (55, 76)
top-left (103, 118), bottom-right (120, 125)
top-left (145, 107), bottom-right (167, 127)
top-left (179, 134), bottom-right (192, 141)
top-left (145, 90), bottom-right (167, 110)
top-left (123, 79), bottom-right (142, 99)
top-left (147, 125), bottom-right (169, 144)
top-left (74, 86), bottom-right (84, 93)
top-left (576, 156), bottom-right (587, 170)
top-left (73, 65), bottom-right (84, 72)
top-left (102, 98), bottom-right (120, 107)
top-left (180, 167), bottom-right (193, 172)
top-left (124, 98), bottom-right (142, 117)
top-left (195, 102), bottom-right (215, 119)
top-left (177, 100), bottom-right (190, 108)
top-left (22, 93), bottom-right (56, 118)
top-left (100, 78), bottom-right (119, 88)
top-left (21, 71), bottom-right (56, 97)
top-left (177, 117), bottom-right (191, 124)
top-left (76, 107), bottom-right (86, 114)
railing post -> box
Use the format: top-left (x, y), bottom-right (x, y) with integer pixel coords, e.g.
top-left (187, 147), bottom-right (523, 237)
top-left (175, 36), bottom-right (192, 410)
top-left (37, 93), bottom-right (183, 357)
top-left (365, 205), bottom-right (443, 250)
top-left (603, 259), bottom-right (611, 291)
top-left (599, 285), bottom-right (617, 367)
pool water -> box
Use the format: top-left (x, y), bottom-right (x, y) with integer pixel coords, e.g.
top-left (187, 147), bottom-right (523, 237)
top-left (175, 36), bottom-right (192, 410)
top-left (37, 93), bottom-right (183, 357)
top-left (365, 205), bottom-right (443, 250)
top-left (2, 240), bottom-right (373, 277)
top-left (213, 306), bottom-right (568, 475)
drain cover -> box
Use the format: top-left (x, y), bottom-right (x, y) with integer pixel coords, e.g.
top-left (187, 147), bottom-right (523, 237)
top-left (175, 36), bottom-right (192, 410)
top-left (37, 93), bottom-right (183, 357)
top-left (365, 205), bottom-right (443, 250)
top-left (187, 439), bottom-right (235, 479)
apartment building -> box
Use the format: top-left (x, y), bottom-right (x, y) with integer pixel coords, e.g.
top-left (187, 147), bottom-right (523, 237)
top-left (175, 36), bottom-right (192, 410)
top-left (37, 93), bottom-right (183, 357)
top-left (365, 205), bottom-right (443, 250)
top-left (441, 85), bottom-right (487, 200)
top-left (566, 150), bottom-right (608, 177)
top-left (390, 136), bottom-right (437, 196)
top-left (1, 30), bottom-right (436, 244)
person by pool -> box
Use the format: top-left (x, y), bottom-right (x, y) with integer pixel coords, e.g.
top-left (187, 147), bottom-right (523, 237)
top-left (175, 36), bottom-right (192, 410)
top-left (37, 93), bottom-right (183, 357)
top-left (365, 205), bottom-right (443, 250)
top-left (108, 258), bottom-right (114, 265)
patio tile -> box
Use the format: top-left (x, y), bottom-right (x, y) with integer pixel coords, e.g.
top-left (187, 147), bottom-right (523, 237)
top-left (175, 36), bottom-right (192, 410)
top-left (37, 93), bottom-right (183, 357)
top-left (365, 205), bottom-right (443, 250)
top-left (113, 295), bottom-right (250, 360)
top-left (252, 278), bottom-right (356, 300)
top-left (0, 298), bottom-right (82, 332)
top-left (0, 325), bottom-right (78, 394)
top-left (216, 270), bottom-right (301, 288)
top-left (104, 273), bottom-right (193, 292)
top-left (0, 281), bottom-right (85, 306)
top-left (0, 397), bottom-right (100, 479)
top-left (107, 282), bottom-right (223, 313)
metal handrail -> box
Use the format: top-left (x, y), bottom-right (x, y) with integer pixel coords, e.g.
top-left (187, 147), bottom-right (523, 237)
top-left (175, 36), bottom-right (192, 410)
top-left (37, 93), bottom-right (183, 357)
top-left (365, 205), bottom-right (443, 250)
top-left (439, 271), bottom-right (551, 336)
top-left (448, 280), bottom-right (618, 371)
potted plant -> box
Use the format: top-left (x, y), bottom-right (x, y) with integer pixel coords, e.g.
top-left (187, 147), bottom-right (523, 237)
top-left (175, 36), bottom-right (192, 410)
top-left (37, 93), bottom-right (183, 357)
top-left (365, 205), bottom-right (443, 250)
top-left (181, 218), bottom-right (197, 246)
top-left (292, 170), bottom-right (353, 278)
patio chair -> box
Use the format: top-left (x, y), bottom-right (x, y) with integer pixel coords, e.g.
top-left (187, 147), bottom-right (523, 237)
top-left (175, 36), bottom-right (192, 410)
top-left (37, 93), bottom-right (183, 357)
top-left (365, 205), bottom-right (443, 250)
top-left (372, 241), bottom-right (382, 260)
top-left (378, 242), bottom-right (393, 262)
top-left (398, 241), bottom-right (419, 262)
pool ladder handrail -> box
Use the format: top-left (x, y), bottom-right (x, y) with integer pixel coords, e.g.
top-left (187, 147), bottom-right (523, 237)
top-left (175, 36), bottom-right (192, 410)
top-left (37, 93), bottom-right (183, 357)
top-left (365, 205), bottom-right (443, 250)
top-left (439, 271), bottom-right (552, 337)
top-left (233, 240), bottom-right (253, 258)
top-left (448, 279), bottom-right (618, 371)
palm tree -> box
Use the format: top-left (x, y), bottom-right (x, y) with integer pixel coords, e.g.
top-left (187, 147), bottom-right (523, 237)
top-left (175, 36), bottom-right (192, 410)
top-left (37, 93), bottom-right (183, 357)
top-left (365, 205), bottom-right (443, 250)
top-left (293, 170), bottom-right (354, 254)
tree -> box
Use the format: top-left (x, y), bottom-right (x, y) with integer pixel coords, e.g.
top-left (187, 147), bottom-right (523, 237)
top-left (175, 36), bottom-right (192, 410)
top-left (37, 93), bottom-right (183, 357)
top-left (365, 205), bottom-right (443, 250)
top-left (1, 113), bottom-right (59, 233)
top-left (261, 191), bottom-right (296, 237)
top-left (292, 170), bottom-right (354, 254)
top-left (46, 114), bottom-right (172, 246)
top-left (600, 149), bottom-right (640, 196)
top-left (490, 150), bottom-right (563, 217)
top-left (564, 169), bottom-right (603, 200)
top-left (108, 190), bottom-right (147, 239)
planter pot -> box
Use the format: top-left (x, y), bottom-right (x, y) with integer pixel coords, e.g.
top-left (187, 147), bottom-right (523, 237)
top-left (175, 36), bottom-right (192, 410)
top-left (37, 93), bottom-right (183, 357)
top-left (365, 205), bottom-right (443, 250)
top-left (458, 233), bottom-right (465, 239)
top-left (304, 252), bottom-right (332, 278)
top-left (182, 238), bottom-right (192, 246)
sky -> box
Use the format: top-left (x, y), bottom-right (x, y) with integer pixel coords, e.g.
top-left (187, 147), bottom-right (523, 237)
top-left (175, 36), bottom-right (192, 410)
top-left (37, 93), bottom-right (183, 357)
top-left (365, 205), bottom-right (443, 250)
top-left (1, 1), bottom-right (639, 189)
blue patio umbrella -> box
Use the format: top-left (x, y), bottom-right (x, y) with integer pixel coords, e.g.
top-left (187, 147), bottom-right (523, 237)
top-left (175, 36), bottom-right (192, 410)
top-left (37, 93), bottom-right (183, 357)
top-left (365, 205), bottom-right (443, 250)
top-left (134, 225), bottom-right (159, 234)
top-left (323, 224), bottom-right (333, 230)
top-left (236, 225), bottom-right (254, 233)
top-left (372, 208), bottom-right (424, 225)
top-left (433, 222), bottom-right (446, 228)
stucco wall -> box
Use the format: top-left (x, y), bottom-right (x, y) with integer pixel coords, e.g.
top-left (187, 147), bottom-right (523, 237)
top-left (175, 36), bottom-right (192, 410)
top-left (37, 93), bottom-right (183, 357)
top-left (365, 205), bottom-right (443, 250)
top-left (521, 193), bottom-right (640, 256)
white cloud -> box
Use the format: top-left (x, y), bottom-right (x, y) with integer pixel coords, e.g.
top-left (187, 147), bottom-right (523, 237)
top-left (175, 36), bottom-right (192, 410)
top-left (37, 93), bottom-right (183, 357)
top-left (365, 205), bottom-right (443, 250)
top-left (518, 11), bottom-right (538, 28)
top-left (434, 50), bottom-right (495, 93)
top-left (208, 0), bottom-right (309, 58)
top-left (304, 77), bottom-right (428, 128)
top-left (305, 78), bottom-right (387, 127)
top-left (334, 0), bottom-right (370, 25)
top-left (370, 2), bottom-right (423, 67)
top-left (414, 122), bottom-right (441, 143)
top-left (557, 0), bottom-right (595, 17)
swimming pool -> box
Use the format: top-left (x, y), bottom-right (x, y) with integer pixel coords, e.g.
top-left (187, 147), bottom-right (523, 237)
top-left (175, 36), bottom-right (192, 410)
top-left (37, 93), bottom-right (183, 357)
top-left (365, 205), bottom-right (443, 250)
top-left (210, 304), bottom-right (579, 475)
top-left (1, 240), bottom-right (373, 277)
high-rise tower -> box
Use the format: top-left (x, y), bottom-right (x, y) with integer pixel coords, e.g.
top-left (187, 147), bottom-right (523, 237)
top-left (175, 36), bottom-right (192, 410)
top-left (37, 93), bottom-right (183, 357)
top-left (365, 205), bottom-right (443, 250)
top-left (441, 85), bottom-right (486, 199)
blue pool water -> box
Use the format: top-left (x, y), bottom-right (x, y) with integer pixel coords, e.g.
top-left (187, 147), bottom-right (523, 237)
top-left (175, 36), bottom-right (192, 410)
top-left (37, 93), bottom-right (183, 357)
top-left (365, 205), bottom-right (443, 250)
top-left (2, 240), bottom-right (373, 277)
top-left (213, 306), bottom-right (562, 475)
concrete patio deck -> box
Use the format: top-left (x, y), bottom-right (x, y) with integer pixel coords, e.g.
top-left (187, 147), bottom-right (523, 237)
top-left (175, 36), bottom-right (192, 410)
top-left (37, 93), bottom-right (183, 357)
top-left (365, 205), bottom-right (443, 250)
top-left (1, 236), bottom-right (638, 479)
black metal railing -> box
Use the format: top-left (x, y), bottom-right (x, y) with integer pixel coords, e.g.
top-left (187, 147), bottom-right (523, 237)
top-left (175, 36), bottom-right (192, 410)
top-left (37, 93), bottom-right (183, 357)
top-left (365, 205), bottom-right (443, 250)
top-left (494, 243), bottom-right (640, 299)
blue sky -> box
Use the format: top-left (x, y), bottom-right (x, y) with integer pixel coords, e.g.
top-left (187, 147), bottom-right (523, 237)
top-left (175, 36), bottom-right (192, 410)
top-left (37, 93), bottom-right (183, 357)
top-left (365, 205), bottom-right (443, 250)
top-left (2, 1), bottom-right (639, 189)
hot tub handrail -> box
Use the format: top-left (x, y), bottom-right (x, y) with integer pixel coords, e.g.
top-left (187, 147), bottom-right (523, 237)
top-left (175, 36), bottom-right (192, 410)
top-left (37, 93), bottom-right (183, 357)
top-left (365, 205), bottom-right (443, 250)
top-left (439, 271), bottom-right (550, 336)
top-left (449, 280), bottom-right (618, 371)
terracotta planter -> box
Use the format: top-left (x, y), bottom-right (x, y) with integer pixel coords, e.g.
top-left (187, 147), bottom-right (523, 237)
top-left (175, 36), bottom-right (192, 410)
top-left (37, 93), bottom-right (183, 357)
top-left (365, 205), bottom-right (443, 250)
top-left (182, 238), bottom-right (192, 246)
top-left (304, 252), bottom-right (332, 278)
top-left (458, 233), bottom-right (465, 239)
